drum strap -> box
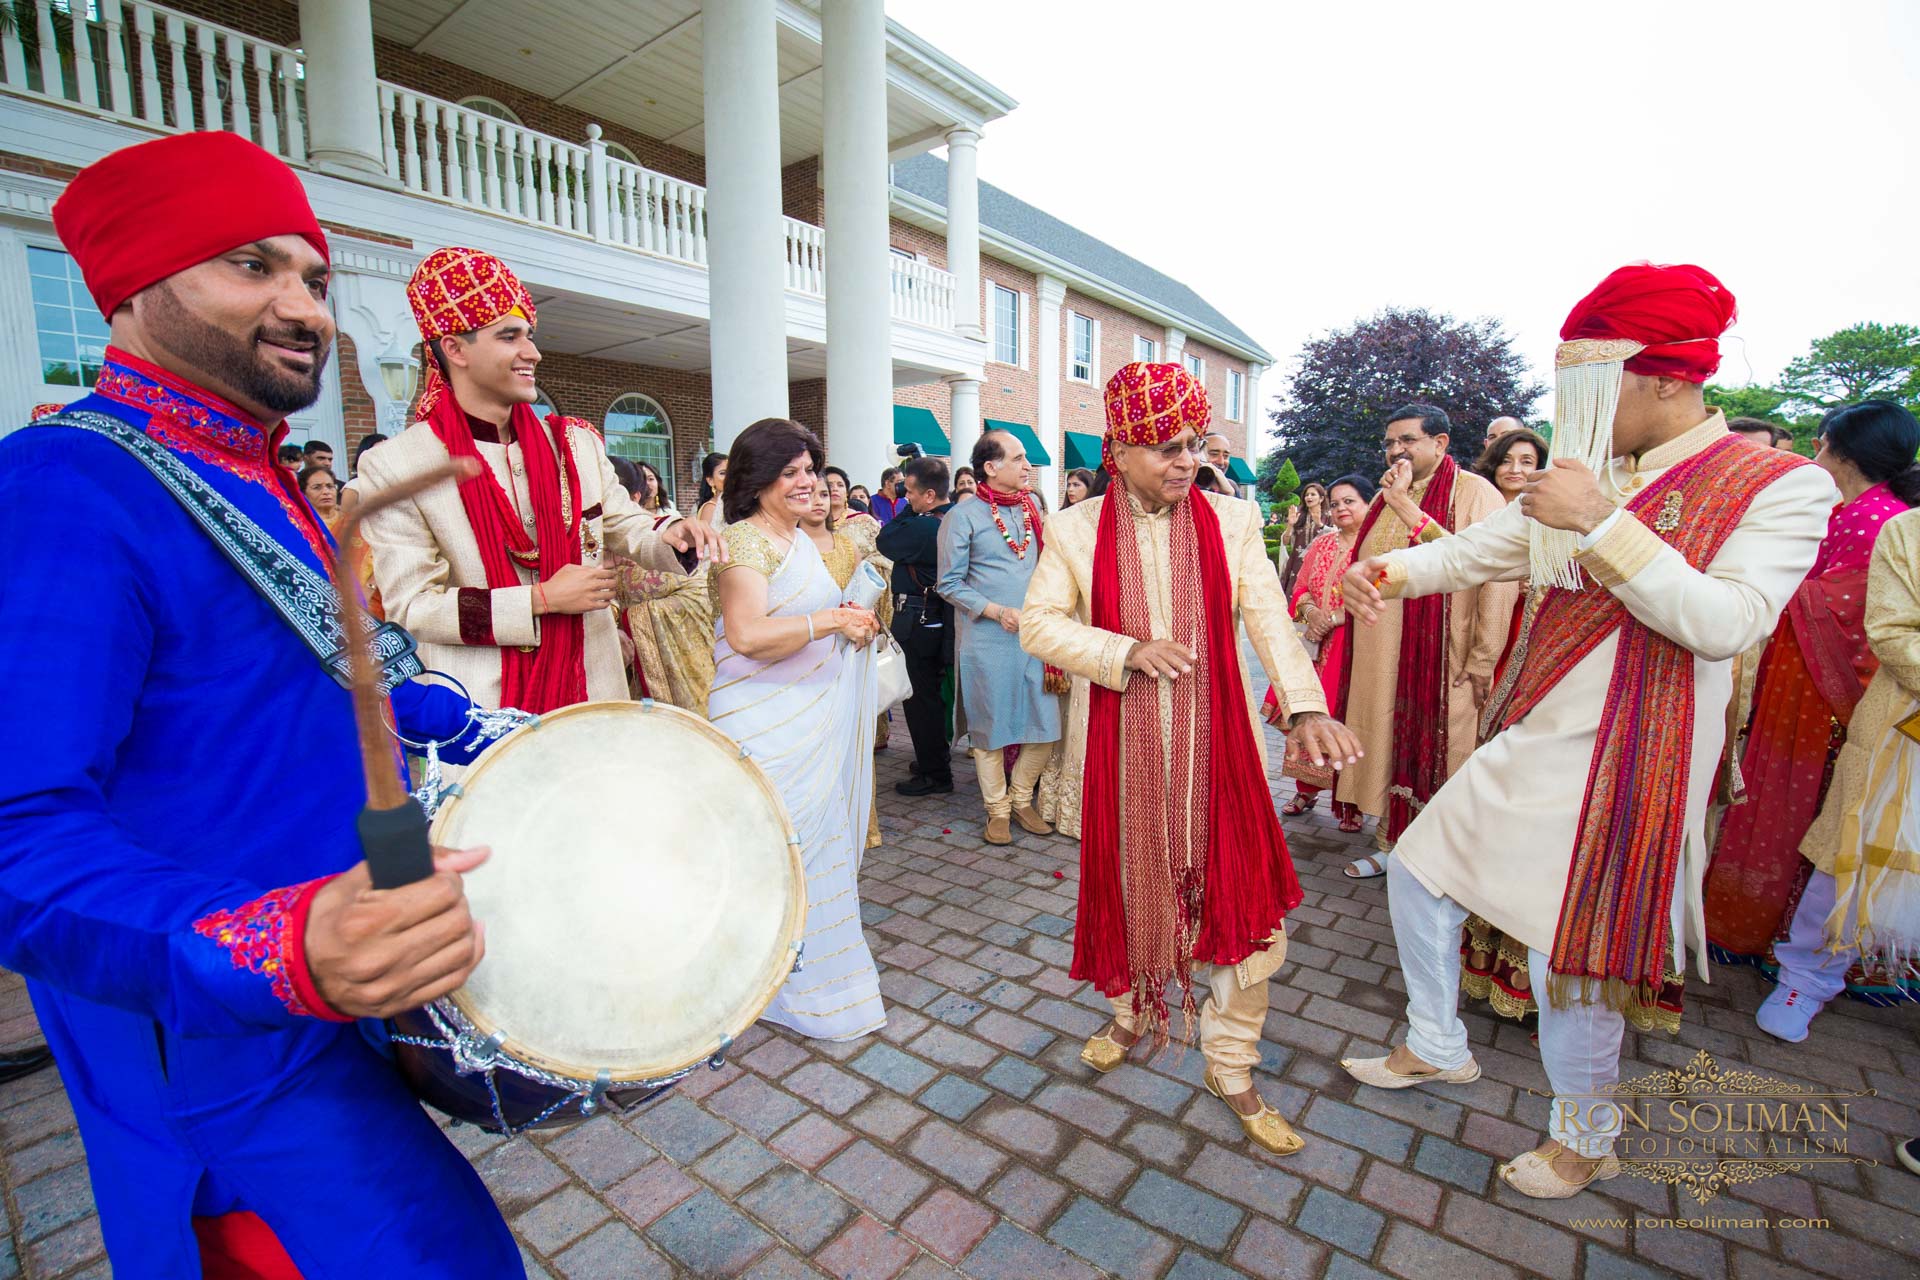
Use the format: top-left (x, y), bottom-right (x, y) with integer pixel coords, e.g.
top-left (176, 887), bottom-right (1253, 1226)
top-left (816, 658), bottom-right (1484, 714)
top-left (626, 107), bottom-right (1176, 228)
top-left (39, 410), bottom-right (425, 693)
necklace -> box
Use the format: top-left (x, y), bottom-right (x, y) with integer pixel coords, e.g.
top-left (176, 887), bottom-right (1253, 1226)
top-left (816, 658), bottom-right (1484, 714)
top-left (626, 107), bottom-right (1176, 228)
top-left (751, 513), bottom-right (796, 555)
top-left (987, 497), bottom-right (1034, 558)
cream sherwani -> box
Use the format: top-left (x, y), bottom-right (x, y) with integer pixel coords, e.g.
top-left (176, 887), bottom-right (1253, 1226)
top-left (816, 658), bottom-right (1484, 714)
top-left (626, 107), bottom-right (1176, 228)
top-left (1383, 415), bottom-right (1836, 978)
top-left (1337, 468), bottom-right (1515, 817)
top-left (359, 417), bottom-right (690, 713)
top-left (1020, 489), bottom-right (1325, 1087)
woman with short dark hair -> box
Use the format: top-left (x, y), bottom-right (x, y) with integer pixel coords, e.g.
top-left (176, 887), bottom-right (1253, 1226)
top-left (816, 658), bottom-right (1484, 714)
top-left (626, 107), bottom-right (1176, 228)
top-left (708, 419), bottom-right (886, 1040)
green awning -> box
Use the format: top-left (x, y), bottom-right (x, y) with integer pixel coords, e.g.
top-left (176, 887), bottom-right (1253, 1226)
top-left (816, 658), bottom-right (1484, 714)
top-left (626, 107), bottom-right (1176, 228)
top-left (984, 418), bottom-right (1052, 466)
top-left (1226, 457), bottom-right (1257, 484)
top-left (1062, 431), bottom-right (1103, 471)
top-left (892, 404), bottom-right (950, 455)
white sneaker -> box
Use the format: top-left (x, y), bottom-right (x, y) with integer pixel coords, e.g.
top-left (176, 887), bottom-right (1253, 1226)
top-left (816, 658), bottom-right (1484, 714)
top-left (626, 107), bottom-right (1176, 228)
top-left (1756, 984), bottom-right (1822, 1043)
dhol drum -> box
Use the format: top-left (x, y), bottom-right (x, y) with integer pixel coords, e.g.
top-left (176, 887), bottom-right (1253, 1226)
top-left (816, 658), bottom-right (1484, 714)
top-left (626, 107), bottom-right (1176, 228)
top-left (389, 700), bottom-right (806, 1133)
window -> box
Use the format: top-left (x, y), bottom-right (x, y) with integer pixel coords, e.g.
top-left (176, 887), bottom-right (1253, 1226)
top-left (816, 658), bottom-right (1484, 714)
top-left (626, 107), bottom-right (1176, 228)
top-left (1133, 335), bottom-right (1158, 364)
top-left (889, 246), bottom-right (919, 261)
top-left (1226, 370), bottom-right (1244, 422)
top-left (604, 141), bottom-right (640, 166)
top-left (531, 387), bottom-right (561, 419)
top-left (603, 393), bottom-right (675, 504)
top-left (458, 96), bottom-right (523, 125)
top-left (1068, 313), bottom-right (1095, 382)
top-left (1184, 352), bottom-right (1205, 381)
top-left (29, 247), bottom-right (109, 390)
top-left (990, 284), bottom-right (1021, 365)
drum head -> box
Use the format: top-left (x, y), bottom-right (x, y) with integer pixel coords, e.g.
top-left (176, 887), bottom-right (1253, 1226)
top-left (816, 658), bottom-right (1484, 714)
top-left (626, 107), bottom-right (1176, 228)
top-left (431, 701), bottom-right (805, 1082)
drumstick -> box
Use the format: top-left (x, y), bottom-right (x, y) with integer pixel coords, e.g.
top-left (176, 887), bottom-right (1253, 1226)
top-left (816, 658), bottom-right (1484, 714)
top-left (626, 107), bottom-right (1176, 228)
top-left (324, 458), bottom-right (479, 888)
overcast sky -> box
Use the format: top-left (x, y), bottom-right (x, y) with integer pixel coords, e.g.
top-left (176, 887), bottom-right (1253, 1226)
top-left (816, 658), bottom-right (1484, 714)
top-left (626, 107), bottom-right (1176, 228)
top-left (887, 0), bottom-right (1919, 449)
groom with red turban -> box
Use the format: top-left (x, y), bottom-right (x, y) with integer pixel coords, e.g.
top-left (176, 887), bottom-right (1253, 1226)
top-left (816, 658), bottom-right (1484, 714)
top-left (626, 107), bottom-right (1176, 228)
top-left (1338, 263), bottom-right (1836, 1198)
top-left (1022, 362), bottom-right (1361, 1155)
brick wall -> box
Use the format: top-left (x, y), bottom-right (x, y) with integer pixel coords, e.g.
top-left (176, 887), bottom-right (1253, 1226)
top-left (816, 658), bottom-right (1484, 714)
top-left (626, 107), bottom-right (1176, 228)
top-left (529, 351), bottom-right (712, 508)
top-left (336, 333), bottom-right (379, 458)
top-left (1178, 335), bottom-right (1252, 460)
top-left (788, 378), bottom-right (827, 444)
top-left (783, 159), bottom-right (822, 225)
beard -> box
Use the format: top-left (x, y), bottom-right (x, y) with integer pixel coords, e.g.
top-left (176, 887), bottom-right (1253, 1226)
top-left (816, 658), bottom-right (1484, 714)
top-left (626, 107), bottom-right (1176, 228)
top-left (145, 282), bottom-right (329, 415)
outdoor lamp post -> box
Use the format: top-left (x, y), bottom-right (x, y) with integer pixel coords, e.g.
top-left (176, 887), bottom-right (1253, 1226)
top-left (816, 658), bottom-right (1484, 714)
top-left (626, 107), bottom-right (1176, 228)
top-left (375, 348), bottom-right (420, 431)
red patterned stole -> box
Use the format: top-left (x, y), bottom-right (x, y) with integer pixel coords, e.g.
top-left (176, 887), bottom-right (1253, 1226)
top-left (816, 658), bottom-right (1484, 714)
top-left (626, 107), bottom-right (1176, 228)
top-left (1490, 437), bottom-right (1808, 1018)
top-left (1074, 491), bottom-right (1303, 1041)
top-left (1341, 457), bottom-right (1459, 839)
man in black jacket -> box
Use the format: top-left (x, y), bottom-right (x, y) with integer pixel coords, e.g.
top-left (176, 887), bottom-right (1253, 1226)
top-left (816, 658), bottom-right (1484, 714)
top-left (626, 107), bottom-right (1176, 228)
top-left (877, 455), bottom-right (955, 795)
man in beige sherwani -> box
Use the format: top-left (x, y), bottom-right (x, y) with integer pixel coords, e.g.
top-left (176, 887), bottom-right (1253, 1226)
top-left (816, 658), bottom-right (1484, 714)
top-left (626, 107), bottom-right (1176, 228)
top-left (1338, 263), bottom-right (1834, 1199)
top-left (361, 247), bottom-right (717, 721)
top-left (1337, 403), bottom-right (1516, 879)
top-left (1023, 362), bottom-right (1361, 1156)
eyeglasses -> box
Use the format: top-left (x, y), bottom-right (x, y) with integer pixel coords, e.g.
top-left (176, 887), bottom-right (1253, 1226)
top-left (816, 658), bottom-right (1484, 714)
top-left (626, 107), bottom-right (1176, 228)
top-left (1145, 439), bottom-right (1209, 460)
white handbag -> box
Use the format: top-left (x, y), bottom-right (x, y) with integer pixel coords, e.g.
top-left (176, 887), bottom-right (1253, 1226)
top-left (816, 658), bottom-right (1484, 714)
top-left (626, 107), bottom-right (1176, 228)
top-left (849, 562), bottom-right (911, 710)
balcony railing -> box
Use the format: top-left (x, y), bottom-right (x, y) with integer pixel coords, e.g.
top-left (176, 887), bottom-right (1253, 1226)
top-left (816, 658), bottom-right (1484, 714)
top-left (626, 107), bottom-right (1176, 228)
top-left (0, 0), bottom-right (958, 332)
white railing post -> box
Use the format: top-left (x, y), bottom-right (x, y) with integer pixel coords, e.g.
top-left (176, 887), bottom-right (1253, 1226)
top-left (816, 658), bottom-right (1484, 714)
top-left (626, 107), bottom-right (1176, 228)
top-left (34, 0), bottom-right (62, 98)
top-left (222, 31), bottom-right (248, 137)
top-left (480, 118), bottom-right (502, 211)
top-left (132, 5), bottom-right (161, 125)
top-left (101, 0), bottom-right (131, 115)
top-left (420, 100), bottom-right (443, 197)
top-left (584, 123), bottom-right (610, 243)
top-left (193, 24), bottom-right (219, 130)
top-left (567, 145), bottom-right (588, 234)
top-left (399, 93), bottom-right (422, 189)
top-left (458, 110), bottom-right (480, 204)
top-left (67, 0), bottom-right (99, 107)
top-left (164, 15), bottom-right (190, 129)
top-left (532, 134), bottom-right (553, 225)
top-left (376, 83), bottom-right (399, 182)
top-left (253, 42), bottom-right (278, 154)
top-left (278, 51), bottom-right (304, 162)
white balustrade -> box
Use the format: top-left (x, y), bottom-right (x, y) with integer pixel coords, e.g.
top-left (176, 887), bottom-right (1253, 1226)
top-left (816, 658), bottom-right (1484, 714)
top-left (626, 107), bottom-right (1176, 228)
top-left (0, 0), bottom-right (305, 157)
top-left (784, 218), bottom-right (825, 296)
top-left (889, 255), bottom-right (956, 330)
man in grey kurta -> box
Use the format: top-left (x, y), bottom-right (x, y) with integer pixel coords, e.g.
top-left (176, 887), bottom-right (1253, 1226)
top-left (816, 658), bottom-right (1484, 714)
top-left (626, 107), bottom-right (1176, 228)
top-left (938, 429), bottom-right (1062, 846)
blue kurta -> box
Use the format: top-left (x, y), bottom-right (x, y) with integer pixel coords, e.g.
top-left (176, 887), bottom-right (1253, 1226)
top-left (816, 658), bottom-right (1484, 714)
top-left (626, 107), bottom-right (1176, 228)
top-left (0, 353), bottom-right (520, 1277)
top-left (937, 497), bottom-right (1061, 750)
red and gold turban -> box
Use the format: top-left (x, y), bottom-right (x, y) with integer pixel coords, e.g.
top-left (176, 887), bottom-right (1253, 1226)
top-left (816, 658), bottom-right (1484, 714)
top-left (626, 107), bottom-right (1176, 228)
top-left (1559, 262), bottom-right (1736, 384)
top-left (407, 246), bottom-right (536, 342)
top-left (52, 132), bottom-right (327, 318)
top-left (1102, 362), bottom-right (1210, 472)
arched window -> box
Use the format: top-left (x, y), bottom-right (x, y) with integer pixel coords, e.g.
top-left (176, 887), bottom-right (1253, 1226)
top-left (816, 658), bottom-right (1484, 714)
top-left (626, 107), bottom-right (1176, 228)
top-left (531, 386), bottom-right (561, 419)
top-left (604, 393), bottom-right (675, 505)
top-left (604, 140), bottom-right (640, 166)
top-left (457, 96), bottom-right (523, 125)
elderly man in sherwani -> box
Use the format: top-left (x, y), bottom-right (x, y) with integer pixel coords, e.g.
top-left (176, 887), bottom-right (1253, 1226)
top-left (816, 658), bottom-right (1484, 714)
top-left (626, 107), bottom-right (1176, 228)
top-left (1022, 362), bottom-right (1362, 1156)
top-left (1339, 263), bottom-right (1834, 1200)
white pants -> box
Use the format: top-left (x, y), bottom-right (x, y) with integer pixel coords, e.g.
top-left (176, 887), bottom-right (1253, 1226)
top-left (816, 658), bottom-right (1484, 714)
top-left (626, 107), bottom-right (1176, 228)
top-left (1388, 857), bottom-right (1626, 1156)
top-left (1774, 869), bottom-right (1852, 1005)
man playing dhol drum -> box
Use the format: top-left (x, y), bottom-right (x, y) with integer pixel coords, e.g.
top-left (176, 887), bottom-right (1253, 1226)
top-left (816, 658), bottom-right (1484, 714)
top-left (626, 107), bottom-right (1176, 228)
top-left (359, 247), bottom-right (723, 720)
top-left (0, 134), bottom-right (524, 1275)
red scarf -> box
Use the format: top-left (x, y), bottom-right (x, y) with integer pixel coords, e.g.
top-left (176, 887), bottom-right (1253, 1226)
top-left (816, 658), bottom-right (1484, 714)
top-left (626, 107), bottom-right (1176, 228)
top-left (1488, 438), bottom-right (1807, 1017)
top-left (419, 367), bottom-right (587, 712)
top-left (980, 484), bottom-right (1068, 693)
top-left (1073, 490), bottom-right (1304, 1038)
top-left (1339, 456), bottom-right (1459, 839)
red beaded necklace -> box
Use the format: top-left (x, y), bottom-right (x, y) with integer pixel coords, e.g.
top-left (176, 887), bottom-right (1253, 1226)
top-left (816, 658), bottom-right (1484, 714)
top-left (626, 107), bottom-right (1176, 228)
top-left (984, 490), bottom-right (1037, 558)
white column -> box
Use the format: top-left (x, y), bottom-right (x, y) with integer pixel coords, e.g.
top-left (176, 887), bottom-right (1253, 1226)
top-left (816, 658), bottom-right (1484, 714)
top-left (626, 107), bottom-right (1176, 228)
top-left (1035, 274), bottom-right (1066, 502)
top-left (1242, 360), bottom-right (1265, 497)
top-left (944, 126), bottom-right (983, 340)
top-left (946, 375), bottom-right (981, 472)
top-left (298, 0), bottom-right (390, 180)
top-left (0, 228), bottom-right (42, 435)
top-left (1165, 326), bottom-right (1187, 368)
top-left (821, 0), bottom-right (892, 478)
top-left (704, 0), bottom-right (789, 447)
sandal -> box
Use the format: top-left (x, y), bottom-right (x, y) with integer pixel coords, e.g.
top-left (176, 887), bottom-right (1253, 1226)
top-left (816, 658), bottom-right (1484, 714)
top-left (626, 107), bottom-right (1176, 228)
top-left (1338, 813), bottom-right (1364, 834)
top-left (1282, 793), bottom-right (1319, 817)
top-left (1344, 853), bottom-right (1387, 879)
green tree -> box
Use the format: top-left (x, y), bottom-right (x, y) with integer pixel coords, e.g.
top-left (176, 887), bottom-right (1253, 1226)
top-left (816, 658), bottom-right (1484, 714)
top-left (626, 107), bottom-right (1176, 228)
top-left (1777, 323), bottom-right (1920, 410)
top-left (1269, 457), bottom-right (1300, 507)
top-left (1704, 383), bottom-right (1792, 423)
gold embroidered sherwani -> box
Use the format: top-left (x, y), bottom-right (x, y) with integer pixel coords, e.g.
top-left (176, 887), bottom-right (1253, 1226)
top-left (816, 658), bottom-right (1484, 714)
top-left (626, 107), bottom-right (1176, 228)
top-left (1377, 414), bottom-right (1835, 978)
top-left (1020, 489), bottom-right (1325, 1087)
top-left (359, 417), bottom-right (690, 714)
top-left (1335, 469), bottom-right (1515, 819)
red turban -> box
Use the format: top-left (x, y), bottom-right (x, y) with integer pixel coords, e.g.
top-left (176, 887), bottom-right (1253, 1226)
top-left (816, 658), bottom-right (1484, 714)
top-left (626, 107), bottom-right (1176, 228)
top-left (52, 133), bottom-right (327, 319)
top-left (407, 247), bottom-right (536, 342)
top-left (1559, 262), bottom-right (1736, 383)
top-left (1102, 362), bottom-right (1210, 471)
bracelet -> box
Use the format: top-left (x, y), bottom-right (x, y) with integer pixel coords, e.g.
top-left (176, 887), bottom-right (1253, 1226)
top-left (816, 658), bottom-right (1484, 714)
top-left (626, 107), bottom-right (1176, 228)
top-left (806, 613), bottom-right (816, 643)
top-left (535, 582), bottom-right (548, 615)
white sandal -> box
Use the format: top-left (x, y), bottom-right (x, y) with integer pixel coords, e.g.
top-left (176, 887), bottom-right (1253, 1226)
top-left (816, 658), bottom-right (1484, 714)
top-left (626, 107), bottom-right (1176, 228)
top-left (1344, 853), bottom-right (1386, 879)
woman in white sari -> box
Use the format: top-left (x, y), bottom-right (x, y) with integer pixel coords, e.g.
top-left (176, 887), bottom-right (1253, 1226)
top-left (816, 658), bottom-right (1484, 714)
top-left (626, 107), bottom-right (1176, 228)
top-left (708, 419), bottom-right (887, 1042)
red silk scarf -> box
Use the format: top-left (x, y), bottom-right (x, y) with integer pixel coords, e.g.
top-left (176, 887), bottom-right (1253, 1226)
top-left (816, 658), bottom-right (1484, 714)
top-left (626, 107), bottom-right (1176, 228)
top-left (1340, 456), bottom-right (1459, 839)
top-left (420, 368), bottom-right (587, 713)
top-left (1073, 490), bottom-right (1304, 1039)
top-left (979, 484), bottom-right (1068, 693)
top-left (1488, 437), bottom-right (1807, 1018)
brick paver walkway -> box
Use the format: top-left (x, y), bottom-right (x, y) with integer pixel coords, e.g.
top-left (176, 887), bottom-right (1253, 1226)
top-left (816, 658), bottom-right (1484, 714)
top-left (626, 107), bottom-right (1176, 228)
top-left (5, 678), bottom-right (1920, 1278)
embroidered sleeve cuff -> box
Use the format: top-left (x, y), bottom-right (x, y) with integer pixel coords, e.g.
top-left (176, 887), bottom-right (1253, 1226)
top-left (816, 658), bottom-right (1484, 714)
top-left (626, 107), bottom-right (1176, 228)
top-left (1281, 687), bottom-right (1330, 718)
top-left (1097, 633), bottom-right (1133, 692)
top-left (493, 584), bottom-right (538, 647)
top-left (1414, 519), bottom-right (1446, 545)
top-left (1575, 511), bottom-right (1662, 590)
top-left (456, 587), bottom-right (494, 647)
top-left (192, 875), bottom-right (352, 1022)
top-left (1376, 556), bottom-right (1410, 600)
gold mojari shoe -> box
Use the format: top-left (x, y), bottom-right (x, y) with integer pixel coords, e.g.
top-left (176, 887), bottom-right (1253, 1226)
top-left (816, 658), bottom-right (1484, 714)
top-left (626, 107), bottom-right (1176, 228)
top-left (1079, 1026), bottom-right (1134, 1074)
top-left (1203, 1070), bottom-right (1304, 1157)
top-left (1497, 1147), bottom-right (1620, 1199)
